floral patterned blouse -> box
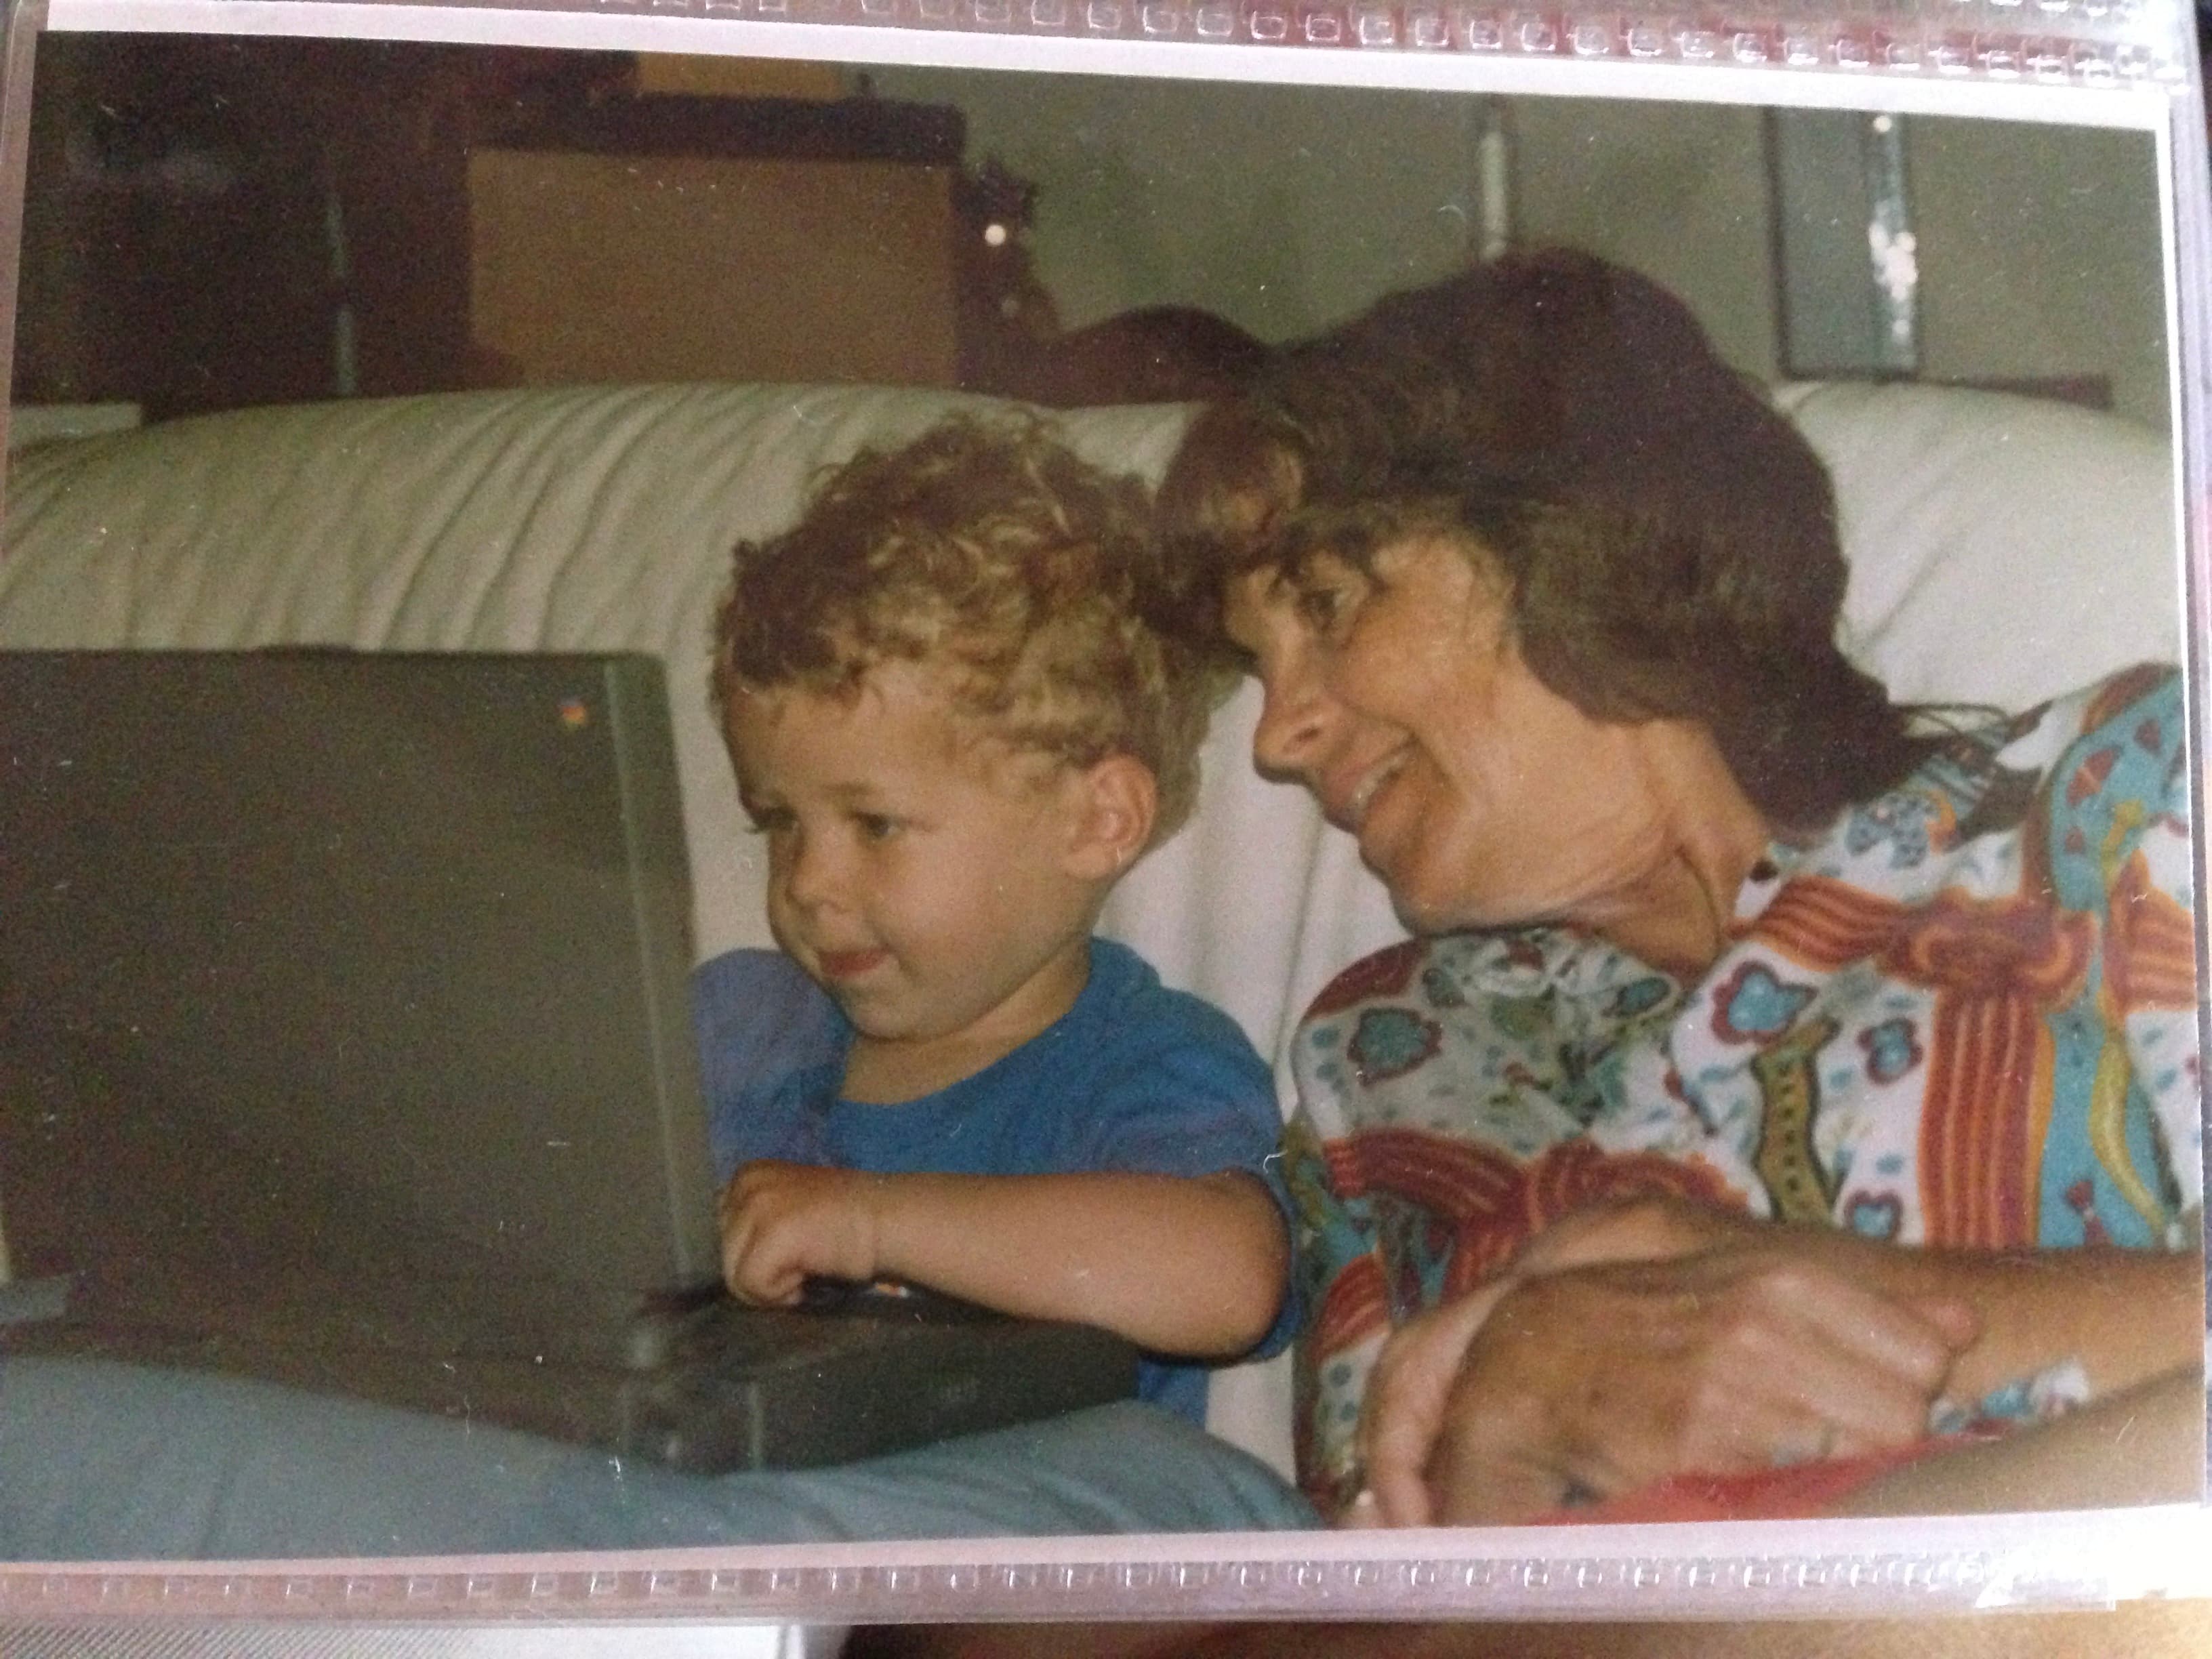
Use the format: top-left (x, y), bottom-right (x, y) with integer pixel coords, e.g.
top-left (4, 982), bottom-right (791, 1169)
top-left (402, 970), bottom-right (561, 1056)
top-left (1285, 665), bottom-right (2202, 1514)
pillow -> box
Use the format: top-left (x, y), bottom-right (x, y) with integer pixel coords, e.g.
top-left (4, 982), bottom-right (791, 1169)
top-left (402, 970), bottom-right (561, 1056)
top-left (1775, 380), bottom-right (2179, 712)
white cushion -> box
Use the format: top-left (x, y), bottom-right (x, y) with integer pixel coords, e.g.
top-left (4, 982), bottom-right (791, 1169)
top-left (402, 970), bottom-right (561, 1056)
top-left (1778, 380), bottom-right (2179, 711)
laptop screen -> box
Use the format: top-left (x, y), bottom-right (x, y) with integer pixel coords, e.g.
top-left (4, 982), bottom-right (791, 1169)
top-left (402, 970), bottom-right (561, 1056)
top-left (0, 649), bottom-right (720, 1310)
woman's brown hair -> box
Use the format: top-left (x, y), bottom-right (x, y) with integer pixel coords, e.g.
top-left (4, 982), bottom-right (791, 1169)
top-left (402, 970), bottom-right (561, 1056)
top-left (1155, 247), bottom-right (1932, 829)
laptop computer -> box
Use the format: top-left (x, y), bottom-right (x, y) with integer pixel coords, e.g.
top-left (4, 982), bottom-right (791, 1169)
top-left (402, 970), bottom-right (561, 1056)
top-left (0, 648), bottom-right (1136, 1471)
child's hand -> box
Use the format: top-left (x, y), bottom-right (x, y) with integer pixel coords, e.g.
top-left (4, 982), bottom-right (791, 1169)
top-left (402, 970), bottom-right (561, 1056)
top-left (718, 1160), bottom-right (886, 1305)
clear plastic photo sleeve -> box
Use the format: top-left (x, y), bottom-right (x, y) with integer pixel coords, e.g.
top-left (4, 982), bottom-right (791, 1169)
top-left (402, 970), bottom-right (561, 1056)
top-left (0, 0), bottom-right (2205, 1642)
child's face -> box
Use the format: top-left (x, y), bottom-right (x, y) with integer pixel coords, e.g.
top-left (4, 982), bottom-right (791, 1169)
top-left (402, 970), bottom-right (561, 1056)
top-left (724, 665), bottom-right (1104, 1061)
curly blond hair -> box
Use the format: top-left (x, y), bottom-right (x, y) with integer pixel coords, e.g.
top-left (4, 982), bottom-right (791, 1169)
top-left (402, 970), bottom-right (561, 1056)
top-left (713, 416), bottom-right (1224, 844)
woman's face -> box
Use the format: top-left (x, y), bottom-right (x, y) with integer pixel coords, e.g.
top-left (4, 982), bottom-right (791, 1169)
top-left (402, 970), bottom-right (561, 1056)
top-left (1221, 533), bottom-right (1685, 938)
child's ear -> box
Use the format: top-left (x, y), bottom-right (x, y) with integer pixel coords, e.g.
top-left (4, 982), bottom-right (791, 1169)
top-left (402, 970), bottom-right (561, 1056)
top-left (1060, 754), bottom-right (1158, 881)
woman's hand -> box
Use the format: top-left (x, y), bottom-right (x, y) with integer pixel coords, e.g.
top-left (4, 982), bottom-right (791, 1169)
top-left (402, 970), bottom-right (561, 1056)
top-left (1350, 1196), bottom-right (1778, 1525)
top-left (1421, 1241), bottom-right (1979, 1523)
top-left (1350, 1276), bottom-right (1521, 1527)
top-left (718, 1160), bottom-right (884, 1304)
top-left (1504, 1193), bottom-right (1759, 1277)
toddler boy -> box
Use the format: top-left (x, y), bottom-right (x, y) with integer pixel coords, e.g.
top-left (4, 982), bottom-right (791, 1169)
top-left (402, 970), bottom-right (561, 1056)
top-left (697, 416), bottom-right (1292, 1425)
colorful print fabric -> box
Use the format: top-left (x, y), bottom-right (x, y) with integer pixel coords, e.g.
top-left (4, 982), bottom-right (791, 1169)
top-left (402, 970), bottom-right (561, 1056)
top-left (1286, 666), bottom-right (2201, 1513)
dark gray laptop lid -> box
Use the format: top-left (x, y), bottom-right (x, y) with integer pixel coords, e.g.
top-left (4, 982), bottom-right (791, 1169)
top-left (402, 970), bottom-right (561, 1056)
top-left (0, 649), bottom-right (720, 1313)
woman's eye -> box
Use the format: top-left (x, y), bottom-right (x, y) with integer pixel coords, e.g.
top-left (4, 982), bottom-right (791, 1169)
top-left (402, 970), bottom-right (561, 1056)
top-left (855, 813), bottom-right (901, 842)
top-left (1294, 580), bottom-right (1357, 636)
top-left (742, 808), bottom-right (794, 838)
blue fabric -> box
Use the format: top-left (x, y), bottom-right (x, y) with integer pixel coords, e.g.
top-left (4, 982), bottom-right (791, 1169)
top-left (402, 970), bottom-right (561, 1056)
top-left (695, 938), bottom-right (1296, 1426)
top-left (0, 1357), bottom-right (1318, 1560)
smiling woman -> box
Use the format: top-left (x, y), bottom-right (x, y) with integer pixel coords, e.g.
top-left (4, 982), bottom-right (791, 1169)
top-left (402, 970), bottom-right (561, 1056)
top-left (1223, 535), bottom-right (1768, 974)
top-left (1159, 246), bottom-right (2205, 1528)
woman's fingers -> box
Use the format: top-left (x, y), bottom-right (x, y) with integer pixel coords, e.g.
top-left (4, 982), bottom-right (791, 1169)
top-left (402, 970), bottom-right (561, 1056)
top-left (1353, 1284), bottom-right (1512, 1527)
top-left (1664, 1258), bottom-right (1971, 1473)
top-left (1359, 1328), bottom-right (1455, 1527)
top-left (1364, 1429), bottom-right (1436, 1525)
top-left (1910, 1294), bottom-right (1984, 1349)
top-left (1419, 1247), bottom-right (1979, 1522)
top-left (1354, 1224), bottom-right (1988, 1527)
top-left (1670, 1355), bottom-right (1917, 1473)
top-left (1757, 1261), bottom-right (1967, 1395)
top-left (1665, 1260), bottom-right (1967, 1464)
top-left (1425, 1364), bottom-right (1603, 1524)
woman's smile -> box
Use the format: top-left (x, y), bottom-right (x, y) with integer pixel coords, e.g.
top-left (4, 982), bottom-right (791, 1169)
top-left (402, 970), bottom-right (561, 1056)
top-left (1225, 535), bottom-right (1766, 958)
top-left (1340, 747), bottom-right (1411, 835)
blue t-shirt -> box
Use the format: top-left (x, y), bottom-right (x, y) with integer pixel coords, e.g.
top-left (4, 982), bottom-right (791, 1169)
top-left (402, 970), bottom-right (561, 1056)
top-left (692, 937), bottom-right (1295, 1425)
